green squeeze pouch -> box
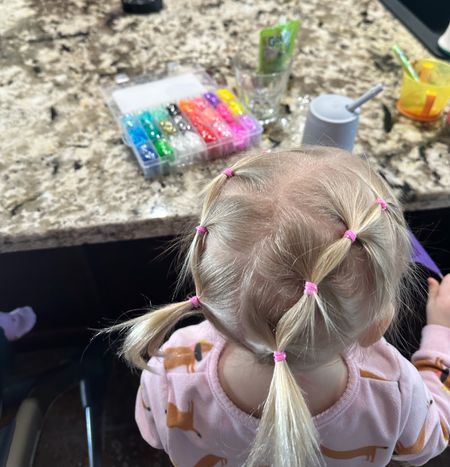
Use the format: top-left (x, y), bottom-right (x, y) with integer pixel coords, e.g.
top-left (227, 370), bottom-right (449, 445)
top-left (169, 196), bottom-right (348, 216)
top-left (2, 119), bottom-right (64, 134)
top-left (259, 19), bottom-right (300, 74)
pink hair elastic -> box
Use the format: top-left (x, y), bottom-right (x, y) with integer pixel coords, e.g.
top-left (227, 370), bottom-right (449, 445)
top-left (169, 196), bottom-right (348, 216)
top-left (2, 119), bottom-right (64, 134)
top-left (304, 281), bottom-right (318, 296)
top-left (223, 167), bottom-right (234, 178)
top-left (196, 225), bottom-right (207, 235)
top-left (190, 295), bottom-right (201, 309)
top-left (376, 197), bottom-right (388, 210)
top-left (343, 229), bottom-right (357, 243)
top-left (273, 351), bottom-right (286, 363)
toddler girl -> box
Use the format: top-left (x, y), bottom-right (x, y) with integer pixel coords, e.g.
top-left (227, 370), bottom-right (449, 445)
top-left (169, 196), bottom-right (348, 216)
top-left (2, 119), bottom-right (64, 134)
top-left (115, 148), bottom-right (450, 466)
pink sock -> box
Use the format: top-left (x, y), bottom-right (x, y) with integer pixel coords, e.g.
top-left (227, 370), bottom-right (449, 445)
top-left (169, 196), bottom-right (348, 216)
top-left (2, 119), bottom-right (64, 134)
top-left (0, 307), bottom-right (37, 341)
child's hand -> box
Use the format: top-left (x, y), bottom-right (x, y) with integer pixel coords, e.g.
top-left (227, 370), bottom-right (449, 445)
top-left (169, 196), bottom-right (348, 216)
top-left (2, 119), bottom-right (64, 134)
top-left (426, 274), bottom-right (450, 328)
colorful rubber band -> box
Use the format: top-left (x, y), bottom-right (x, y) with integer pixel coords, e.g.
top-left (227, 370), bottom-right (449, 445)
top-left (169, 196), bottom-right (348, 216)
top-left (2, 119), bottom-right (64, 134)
top-left (376, 197), bottom-right (388, 210)
top-left (273, 351), bottom-right (286, 363)
top-left (190, 295), bottom-right (201, 309)
top-left (196, 225), bottom-right (207, 235)
top-left (304, 281), bottom-right (318, 295)
top-left (223, 167), bottom-right (234, 178)
top-left (343, 229), bottom-right (357, 243)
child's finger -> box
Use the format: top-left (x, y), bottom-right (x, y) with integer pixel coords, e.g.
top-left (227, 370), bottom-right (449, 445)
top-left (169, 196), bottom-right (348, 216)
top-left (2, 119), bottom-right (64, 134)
top-left (441, 273), bottom-right (450, 288)
top-left (427, 277), bottom-right (440, 301)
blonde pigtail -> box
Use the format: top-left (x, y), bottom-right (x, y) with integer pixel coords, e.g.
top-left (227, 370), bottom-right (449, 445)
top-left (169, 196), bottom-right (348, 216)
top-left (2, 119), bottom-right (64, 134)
top-left (180, 166), bottom-right (237, 289)
top-left (247, 221), bottom-right (365, 467)
top-left (176, 228), bottom-right (204, 296)
top-left (112, 300), bottom-right (198, 370)
top-left (279, 238), bottom-right (354, 352)
top-left (185, 227), bottom-right (208, 291)
top-left (310, 238), bottom-right (353, 287)
top-left (271, 357), bottom-right (322, 466)
top-left (246, 340), bottom-right (322, 467)
top-left (200, 170), bottom-right (231, 219)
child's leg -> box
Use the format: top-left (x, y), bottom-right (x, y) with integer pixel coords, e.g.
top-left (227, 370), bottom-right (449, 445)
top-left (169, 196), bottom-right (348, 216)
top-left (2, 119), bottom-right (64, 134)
top-left (0, 307), bottom-right (36, 341)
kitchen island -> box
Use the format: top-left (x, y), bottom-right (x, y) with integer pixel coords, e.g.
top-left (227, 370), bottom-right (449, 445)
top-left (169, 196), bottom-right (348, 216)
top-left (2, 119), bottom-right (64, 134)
top-left (1, 0), bottom-right (449, 253)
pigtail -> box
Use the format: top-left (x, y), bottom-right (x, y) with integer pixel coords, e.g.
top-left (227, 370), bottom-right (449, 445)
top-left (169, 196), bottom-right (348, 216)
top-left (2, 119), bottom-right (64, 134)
top-left (179, 226), bottom-right (207, 291)
top-left (245, 362), bottom-right (321, 467)
top-left (179, 166), bottom-right (236, 289)
top-left (245, 319), bottom-right (322, 467)
top-left (310, 238), bottom-right (353, 290)
top-left (271, 359), bottom-right (321, 466)
top-left (200, 170), bottom-right (230, 219)
top-left (110, 300), bottom-right (198, 370)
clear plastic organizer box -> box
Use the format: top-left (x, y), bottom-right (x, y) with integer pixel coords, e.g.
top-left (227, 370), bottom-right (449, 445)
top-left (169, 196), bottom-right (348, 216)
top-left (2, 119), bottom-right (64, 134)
top-left (103, 66), bottom-right (263, 178)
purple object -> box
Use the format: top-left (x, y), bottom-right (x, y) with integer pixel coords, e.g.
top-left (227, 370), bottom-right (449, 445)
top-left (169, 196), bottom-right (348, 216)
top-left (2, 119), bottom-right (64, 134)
top-left (228, 122), bottom-right (249, 150)
top-left (410, 231), bottom-right (443, 278)
top-left (239, 114), bottom-right (259, 131)
top-left (204, 92), bottom-right (220, 107)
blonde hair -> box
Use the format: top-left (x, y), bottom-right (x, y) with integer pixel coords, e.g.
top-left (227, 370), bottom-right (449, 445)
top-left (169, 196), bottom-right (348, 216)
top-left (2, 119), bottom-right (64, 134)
top-left (111, 147), bottom-right (412, 467)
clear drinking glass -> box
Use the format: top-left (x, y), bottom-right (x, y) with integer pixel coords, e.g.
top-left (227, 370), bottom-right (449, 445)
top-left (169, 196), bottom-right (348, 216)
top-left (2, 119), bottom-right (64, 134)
top-left (232, 47), bottom-right (291, 124)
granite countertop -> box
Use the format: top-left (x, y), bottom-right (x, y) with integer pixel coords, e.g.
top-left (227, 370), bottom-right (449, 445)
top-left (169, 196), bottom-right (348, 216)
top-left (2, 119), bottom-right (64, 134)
top-left (1, 0), bottom-right (449, 253)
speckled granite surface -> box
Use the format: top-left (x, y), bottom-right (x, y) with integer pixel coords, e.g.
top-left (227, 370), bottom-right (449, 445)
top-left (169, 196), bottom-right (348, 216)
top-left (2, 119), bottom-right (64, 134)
top-left (0, 0), bottom-right (449, 253)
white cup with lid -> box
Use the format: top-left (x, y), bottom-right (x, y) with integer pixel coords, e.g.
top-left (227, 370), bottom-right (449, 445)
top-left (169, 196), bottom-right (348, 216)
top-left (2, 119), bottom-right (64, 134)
top-left (301, 94), bottom-right (360, 152)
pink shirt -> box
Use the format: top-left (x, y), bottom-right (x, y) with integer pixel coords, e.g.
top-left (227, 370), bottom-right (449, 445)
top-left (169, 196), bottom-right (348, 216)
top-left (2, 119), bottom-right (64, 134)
top-left (136, 321), bottom-right (450, 466)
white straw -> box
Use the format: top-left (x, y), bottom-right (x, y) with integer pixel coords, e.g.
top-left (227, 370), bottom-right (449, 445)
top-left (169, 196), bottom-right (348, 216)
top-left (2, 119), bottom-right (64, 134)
top-left (346, 83), bottom-right (384, 113)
